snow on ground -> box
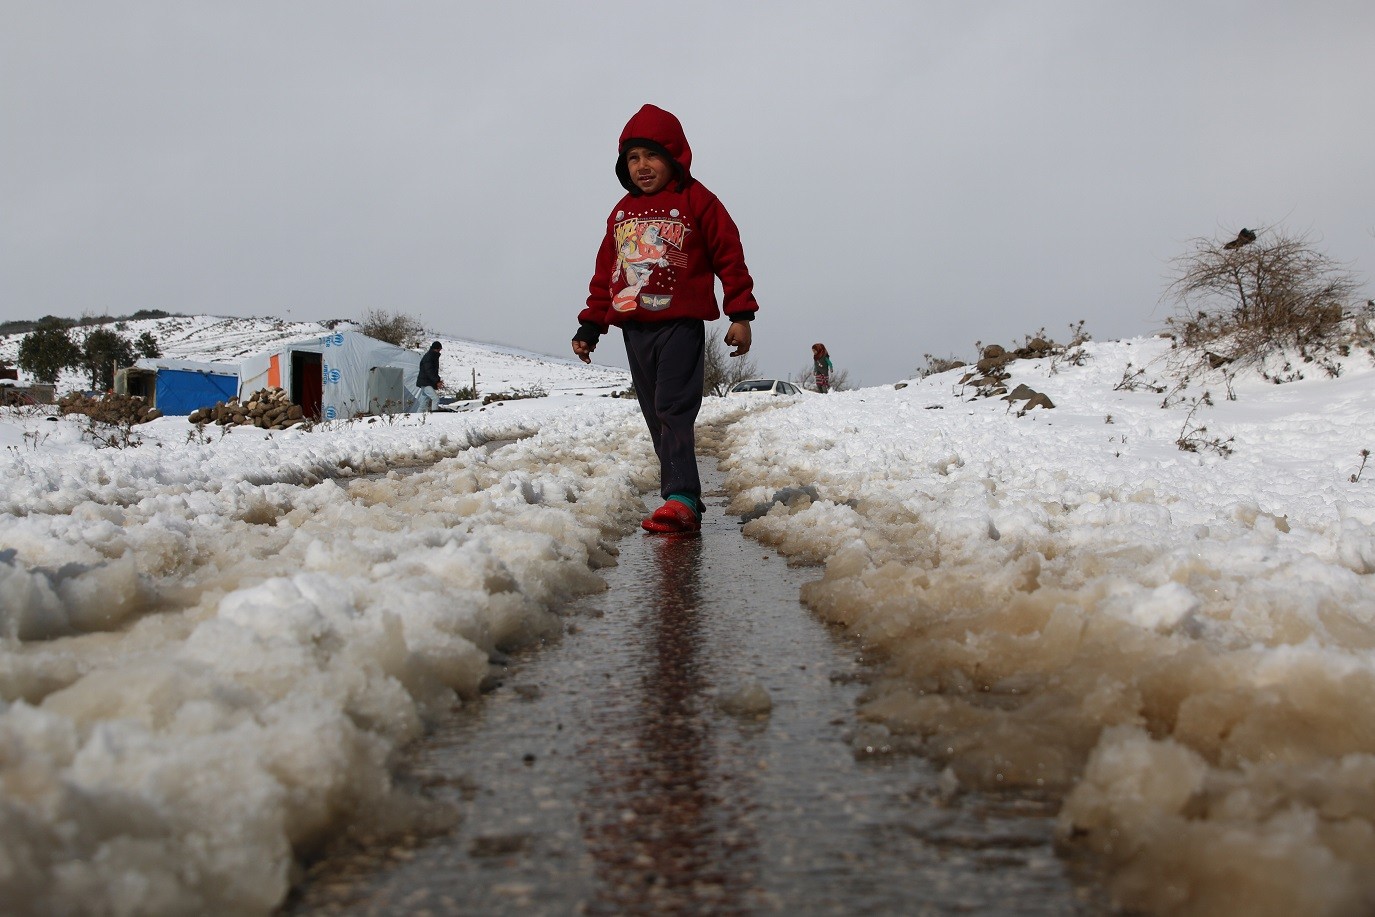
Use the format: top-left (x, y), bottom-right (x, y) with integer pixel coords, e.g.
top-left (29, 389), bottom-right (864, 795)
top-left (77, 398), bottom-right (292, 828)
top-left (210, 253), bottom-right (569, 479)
top-left (1, 396), bottom-right (653, 914)
top-left (715, 335), bottom-right (1375, 917)
top-left (3, 319), bottom-right (1375, 915)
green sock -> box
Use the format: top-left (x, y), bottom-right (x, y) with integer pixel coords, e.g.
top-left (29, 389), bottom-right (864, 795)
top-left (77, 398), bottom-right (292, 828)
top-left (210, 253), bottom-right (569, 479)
top-left (667, 493), bottom-right (701, 518)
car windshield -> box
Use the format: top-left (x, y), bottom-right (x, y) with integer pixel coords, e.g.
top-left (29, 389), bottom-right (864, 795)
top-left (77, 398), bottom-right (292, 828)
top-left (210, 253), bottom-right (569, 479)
top-left (734, 381), bottom-right (774, 392)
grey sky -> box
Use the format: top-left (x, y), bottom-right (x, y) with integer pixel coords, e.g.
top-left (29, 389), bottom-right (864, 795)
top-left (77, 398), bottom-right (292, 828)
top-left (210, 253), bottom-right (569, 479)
top-left (3, 1), bottom-right (1372, 386)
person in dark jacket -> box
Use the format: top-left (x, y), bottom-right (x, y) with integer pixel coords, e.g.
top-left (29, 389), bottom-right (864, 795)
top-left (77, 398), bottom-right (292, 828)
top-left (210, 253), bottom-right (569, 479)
top-left (572, 104), bottom-right (760, 534)
top-left (414, 341), bottom-right (443, 412)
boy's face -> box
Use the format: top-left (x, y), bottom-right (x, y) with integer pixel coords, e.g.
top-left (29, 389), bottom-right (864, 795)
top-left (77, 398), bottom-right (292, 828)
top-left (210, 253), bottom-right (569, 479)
top-left (625, 147), bottom-right (672, 195)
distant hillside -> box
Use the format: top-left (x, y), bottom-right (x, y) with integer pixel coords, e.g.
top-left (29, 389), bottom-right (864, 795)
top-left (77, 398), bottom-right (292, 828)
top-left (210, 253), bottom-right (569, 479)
top-left (0, 309), bottom-right (182, 338)
top-left (0, 314), bottom-right (630, 397)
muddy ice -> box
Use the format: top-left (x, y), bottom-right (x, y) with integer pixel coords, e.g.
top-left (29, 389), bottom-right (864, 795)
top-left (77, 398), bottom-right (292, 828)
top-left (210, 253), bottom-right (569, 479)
top-left (719, 343), bottom-right (1375, 917)
top-left (288, 457), bottom-right (1097, 915)
top-left (0, 404), bottom-right (655, 914)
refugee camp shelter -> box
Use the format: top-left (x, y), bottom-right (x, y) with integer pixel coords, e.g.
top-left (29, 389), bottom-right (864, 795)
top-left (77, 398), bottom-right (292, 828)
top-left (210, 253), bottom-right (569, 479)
top-left (114, 358), bottom-right (240, 415)
top-left (237, 331), bottom-right (421, 420)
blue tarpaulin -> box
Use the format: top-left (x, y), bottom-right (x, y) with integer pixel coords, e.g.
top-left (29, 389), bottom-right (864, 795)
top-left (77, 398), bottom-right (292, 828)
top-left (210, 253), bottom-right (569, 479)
top-left (154, 368), bottom-right (238, 415)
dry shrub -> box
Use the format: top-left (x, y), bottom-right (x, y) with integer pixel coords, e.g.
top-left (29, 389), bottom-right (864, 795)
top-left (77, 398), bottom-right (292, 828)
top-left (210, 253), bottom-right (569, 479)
top-left (917, 353), bottom-right (966, 379)
top-left (703, 333), bottom-right (759, 396)
top-left (360, 309), bottom-right (425, 349)
top-left (1165, 227), bottom-right (1364, 373)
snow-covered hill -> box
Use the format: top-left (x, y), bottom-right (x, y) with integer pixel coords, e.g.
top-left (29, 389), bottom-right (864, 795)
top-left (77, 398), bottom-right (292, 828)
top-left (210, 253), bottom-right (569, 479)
top-left (0, 314), bottom-right (631, 397)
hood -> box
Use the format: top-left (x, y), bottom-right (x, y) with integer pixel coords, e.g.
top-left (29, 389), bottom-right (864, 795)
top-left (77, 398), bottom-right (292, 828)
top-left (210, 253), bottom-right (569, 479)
top-left (616, 104), bottom-right (693, 195)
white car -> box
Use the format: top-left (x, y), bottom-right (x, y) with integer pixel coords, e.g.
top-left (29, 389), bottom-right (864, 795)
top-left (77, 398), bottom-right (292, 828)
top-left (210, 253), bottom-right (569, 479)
top-left (728, 379), bottom-right (805, 396)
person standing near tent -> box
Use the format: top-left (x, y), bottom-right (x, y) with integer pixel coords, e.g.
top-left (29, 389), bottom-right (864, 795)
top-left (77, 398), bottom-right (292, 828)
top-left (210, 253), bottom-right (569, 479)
top-left (414, 341), bottom-right (443, 412)
top-left (812, 343), bottom-right (833, 393)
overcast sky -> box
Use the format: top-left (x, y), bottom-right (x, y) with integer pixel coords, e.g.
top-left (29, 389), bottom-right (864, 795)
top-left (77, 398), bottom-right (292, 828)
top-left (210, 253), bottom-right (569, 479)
top-left (3, 1), bottom-right (1372, 386)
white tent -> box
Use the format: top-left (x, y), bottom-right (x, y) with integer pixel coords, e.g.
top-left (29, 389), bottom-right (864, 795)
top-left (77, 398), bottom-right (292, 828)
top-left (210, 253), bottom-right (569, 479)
top-left (238, 331), bottom-right (422, 420)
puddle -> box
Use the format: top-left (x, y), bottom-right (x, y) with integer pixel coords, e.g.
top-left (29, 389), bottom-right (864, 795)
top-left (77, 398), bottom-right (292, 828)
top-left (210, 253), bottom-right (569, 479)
top-left (286, 459), bottom-right (1105, 915)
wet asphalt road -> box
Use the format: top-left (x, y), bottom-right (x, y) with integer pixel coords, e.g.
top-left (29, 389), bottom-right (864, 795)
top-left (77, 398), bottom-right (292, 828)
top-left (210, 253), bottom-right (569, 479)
top-left (285, 459), bottom-right (1104, 915)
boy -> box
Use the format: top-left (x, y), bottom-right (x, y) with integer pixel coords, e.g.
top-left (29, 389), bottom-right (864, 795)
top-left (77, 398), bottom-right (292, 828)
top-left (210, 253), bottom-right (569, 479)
top-left (572, 103), bottom-right (758, 534)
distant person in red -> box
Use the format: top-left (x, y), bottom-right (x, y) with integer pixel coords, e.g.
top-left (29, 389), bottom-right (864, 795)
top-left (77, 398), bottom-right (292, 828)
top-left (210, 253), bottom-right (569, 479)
top-left (572, 104), bottom-right (759, 534)
top-left (812, 343), bottom-right (833, 393)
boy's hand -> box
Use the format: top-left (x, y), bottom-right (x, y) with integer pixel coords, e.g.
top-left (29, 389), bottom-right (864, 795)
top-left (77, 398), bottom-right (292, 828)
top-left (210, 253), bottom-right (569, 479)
top-left (572, 339), bottom-right (594, 364)
top-left (725, 321), bottom-right (752, 357)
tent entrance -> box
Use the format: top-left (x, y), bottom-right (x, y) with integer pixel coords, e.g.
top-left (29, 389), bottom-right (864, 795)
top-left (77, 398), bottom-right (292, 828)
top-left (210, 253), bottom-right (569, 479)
top-left (291, 351), bottom-right (324, 419)
top-left (117, 368), bottom-right (157, 402)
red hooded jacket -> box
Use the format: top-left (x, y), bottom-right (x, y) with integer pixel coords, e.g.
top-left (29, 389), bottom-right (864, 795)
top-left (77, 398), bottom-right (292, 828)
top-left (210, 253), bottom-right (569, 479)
top-left (577, 105), bottom-right (758, 340)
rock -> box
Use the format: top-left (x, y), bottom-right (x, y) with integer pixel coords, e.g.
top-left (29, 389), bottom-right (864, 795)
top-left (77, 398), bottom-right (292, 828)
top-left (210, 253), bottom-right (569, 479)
top-left (57, 392), bottom-right (160, 426)
top-left (717, 679), bottom-right (773, 717)
top-left (742, 484), bottom-right (822, 522)
top-left (199, 388), bottom-right (303, 431)
top-left (1002, 383), bottom-right (1039, 403)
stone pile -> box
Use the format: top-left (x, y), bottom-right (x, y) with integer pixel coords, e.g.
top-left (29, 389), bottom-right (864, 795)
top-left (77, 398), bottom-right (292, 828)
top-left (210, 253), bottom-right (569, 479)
top-left (58, 392), bottom-right (162, 425)
top-left (959, 342), bottom-right (1056, 411)
top-left (189, 387), bottom-right (306, 429)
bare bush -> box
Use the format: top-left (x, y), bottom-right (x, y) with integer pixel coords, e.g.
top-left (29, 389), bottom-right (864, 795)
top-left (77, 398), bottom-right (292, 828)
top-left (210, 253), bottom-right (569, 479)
top-left (703, 333), bottom-right (758, 396)
top-left (1352, 449), bottom-right (1371, 484)
top-left (1113, 364), bottom-right (1166, 394)
top-left (482, 384), bottom-right (547, 405)
top-left (917, 353), bottom-right (967, 379)
top-left (1047, 320), bottom-right (1092, 374)
top-left (1164, 227), bottom-right (1364, 372)
top-left (1175, 391), bottom-right (1234, 458)
top-left (361, 310), bottom-right (425, 348)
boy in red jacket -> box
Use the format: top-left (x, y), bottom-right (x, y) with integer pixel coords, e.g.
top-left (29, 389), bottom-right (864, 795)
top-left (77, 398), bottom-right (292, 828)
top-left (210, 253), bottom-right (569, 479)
top-left (573, 103), bottom-right (758, 534)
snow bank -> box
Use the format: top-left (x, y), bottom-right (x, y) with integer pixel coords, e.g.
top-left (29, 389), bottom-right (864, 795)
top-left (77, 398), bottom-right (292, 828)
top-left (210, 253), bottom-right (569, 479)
top-left (0, 399), bottom-right (651, 914)
top-left (713, 338), bottom-right (1375, 915)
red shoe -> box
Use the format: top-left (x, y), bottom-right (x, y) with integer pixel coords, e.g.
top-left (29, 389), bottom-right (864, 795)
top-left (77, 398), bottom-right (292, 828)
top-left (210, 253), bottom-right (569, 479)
top-left (641, 499), bottom-right (701, 534)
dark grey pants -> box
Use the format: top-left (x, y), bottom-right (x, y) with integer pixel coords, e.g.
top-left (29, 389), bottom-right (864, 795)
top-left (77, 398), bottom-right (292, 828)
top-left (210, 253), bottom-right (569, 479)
top-left (621, 318), bottom-right (705, 504)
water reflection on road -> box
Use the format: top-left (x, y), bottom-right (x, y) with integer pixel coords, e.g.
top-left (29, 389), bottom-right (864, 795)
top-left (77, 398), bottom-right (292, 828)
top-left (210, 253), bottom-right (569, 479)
top-left (287, 461), bottom-right (1102, 915)
top-left (581, 536), bottom-right (758, 914)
